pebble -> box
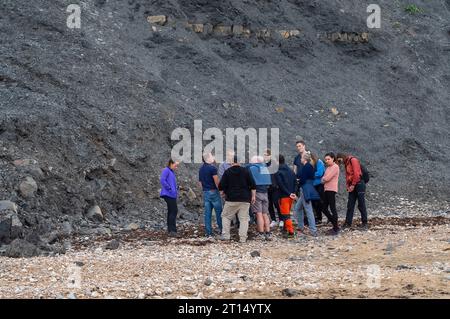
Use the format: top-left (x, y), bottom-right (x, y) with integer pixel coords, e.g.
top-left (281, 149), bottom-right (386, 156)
top-left (0, 220), bottom-right (448, 299)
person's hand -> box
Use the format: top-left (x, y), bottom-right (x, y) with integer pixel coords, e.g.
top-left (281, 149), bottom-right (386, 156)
top-left (347, 185), bottom-right (355, 192)
top-left (220, 191), bottom-right (225, 198)
top-left (251, 195), bottom-right (256, 205)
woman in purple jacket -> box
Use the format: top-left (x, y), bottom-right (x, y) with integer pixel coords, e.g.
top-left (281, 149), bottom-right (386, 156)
top-left (160, 159), bottom-right (180, 237)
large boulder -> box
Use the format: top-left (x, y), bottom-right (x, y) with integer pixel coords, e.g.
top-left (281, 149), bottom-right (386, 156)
top-left (86, 205), bottom-right (104, 222)
top-left (5, 239), bottom-right (40, 258)
top-left (0, 201), bottom-right (23, 244)
top-left (0, 201), bottom-right (18, 213)
top-left (19, 177), bottom-right (38, 198)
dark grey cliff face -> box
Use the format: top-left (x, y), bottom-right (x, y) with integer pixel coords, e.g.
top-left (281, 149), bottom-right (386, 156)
top-left (0, 0), bottom-right (449, 253)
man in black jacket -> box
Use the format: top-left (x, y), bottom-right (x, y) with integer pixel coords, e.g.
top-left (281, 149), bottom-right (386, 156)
top-left (264, 149), bottom-right (281, 227)
top-left (219, 155), bottom-right (256, 243)
top-left (275, 155), bottom-right (296, 236)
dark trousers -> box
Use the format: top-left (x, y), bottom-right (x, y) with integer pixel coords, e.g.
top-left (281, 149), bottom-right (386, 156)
top-left (322, 191), bottom-right (339, 231)
top-left (312, 184), bottom-right (329, 222)
top-left (345, 182), bottom-right (368, 225)
top-left (163, 196), bottom-right (178, 233)
top-left (268, 187), bottom-right (281, 221)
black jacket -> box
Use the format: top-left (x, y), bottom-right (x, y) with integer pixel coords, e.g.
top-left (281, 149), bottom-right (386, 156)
top-left (218, 165), bottom-right (256, 202)
top-left (275, 164), bottom-right (296, 198)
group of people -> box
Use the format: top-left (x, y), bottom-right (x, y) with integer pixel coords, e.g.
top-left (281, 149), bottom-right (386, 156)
top-left (159, 140), bottom-right (369, 242)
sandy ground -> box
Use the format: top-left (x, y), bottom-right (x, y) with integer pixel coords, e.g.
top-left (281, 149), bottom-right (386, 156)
top-left (0, 217), bottom-right (449, 299)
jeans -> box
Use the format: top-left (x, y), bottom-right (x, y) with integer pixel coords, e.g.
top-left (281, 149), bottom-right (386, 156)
top-left (203, 190), bottom-right (223, 236)
top-left (295, 191), bottom-right (317, 234)
top-left (162, 196), bottom-right (178, 233)
top-left (345, 182), bottom-right (368, 225)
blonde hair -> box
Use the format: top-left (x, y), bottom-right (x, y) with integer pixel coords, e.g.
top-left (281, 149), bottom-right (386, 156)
top-left (203, 152), bottom-right (214, 164)
top-left (302, 151), bottom-right (312, 162)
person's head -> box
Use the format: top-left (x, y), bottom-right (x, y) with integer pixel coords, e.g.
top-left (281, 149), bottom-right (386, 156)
top-left (225, 149), bottom-right (235, 163)
top-left (324, 152), bottom-right (336, 167)
top-left (335, 153), bottom-right (348, 165)
top-left (278, 154), bottom-right (285, 165)
top-left (167, 159), bottom-right (179, 170)
top-left (202, 152), bottom-right (215, 164)
top-left (250, 155), bottom-right (264, 164)
top-left (263, 149), bottom-right (271, 163)
top-left (296, 140), bottom-right (306, 154)
top-left (301, 151), bottom-right (311, 165)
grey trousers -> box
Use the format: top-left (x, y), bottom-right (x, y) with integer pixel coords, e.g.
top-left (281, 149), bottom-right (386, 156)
top-left (221, 201), bottom-right (250, 242)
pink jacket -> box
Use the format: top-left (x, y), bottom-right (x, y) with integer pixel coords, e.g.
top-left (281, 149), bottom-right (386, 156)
top-left (322, 163), bottom-right (339, 192)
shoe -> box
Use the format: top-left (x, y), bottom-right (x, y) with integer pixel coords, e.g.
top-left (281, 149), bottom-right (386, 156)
top-left (168, 232), bottom-right (181, 238)
top-left (326, 228), bottom-right (340, 236)
top-left (310, 232), bottom-right (318, 237)
top-left (239, 238), bottom-right (247, 243)
top-left (255, 233), bottom-right (265, 241)
top-left (288, 232), bottom-right (295, 239)
top-left (270, 221), bottom-right (277, 228)
top-left (358, 224), bottom-right (369, 231)
top-left (218, 235), bottom-right (230, 241)
top-left (278, 221), bottom-right (284, 228)
top-left (264, 233), bottom-right (272, 241)
top-left (341, 223), bottom-right (352, 230)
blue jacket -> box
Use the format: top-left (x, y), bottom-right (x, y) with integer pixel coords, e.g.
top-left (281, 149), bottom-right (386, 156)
top-left (299, 163), bottom-right (315, 186)
top-left (313, 159), bottom-right (325, 186)
top-left (249, 163), bottom-right (272, 193)
top-left (248, 163), bottom-right (272, 186)
top-left (299, 163), bottom-right (320, 201)
top-left (302, 180), bottom-right (320, 202)
top-left (160, 167), bottom-right (178, 199)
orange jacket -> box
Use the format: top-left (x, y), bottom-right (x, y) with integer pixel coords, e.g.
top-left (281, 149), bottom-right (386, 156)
top-left (344, 156), bottom-right (362, 187)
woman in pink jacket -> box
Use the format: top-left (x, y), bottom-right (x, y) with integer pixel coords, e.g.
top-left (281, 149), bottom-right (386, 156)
top-left (321, 152), bottom-right (340, 235)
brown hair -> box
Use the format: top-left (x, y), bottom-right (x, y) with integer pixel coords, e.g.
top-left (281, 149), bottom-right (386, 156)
top-left (310, 153), bottom-right (319, 167)
top-left (336, 153), bottom-right (348, 161)
top-left (324, 152), bottom-right (336, 162)
top-left (167, 159), bottom-right (175, 167)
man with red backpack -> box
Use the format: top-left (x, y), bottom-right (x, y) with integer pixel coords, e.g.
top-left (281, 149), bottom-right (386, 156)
top-left (336, 153), bottom-right (369, 230)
